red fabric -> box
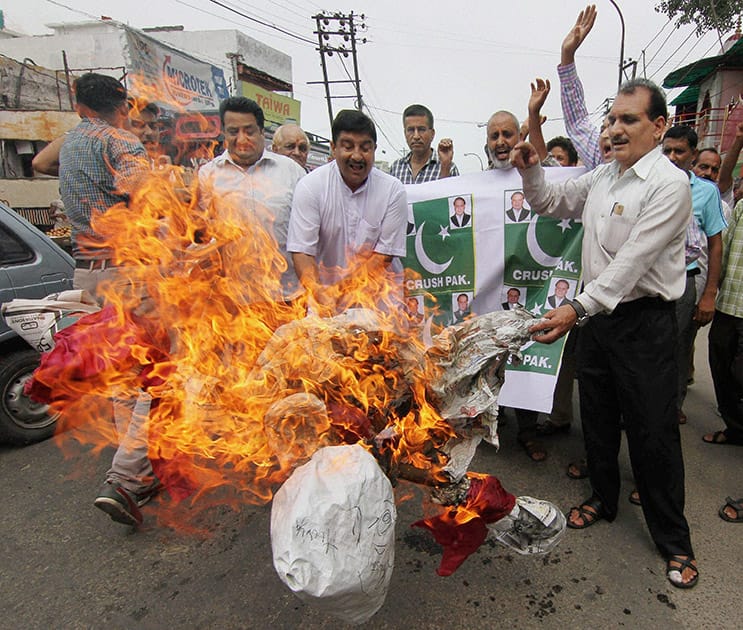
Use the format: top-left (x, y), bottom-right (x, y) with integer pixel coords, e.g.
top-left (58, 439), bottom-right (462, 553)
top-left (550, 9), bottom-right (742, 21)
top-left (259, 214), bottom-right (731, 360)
top-left (326, 401), bottom-right (375, 442)
top-left (412, 475), bottom-right (516, 576)
top-left (25, 305), bottom-right (169, 404)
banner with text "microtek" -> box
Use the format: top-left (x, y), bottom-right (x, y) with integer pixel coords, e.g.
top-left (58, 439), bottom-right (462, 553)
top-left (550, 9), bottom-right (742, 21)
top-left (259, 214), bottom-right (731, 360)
top-left (402, 167), bottom-right (586, 413)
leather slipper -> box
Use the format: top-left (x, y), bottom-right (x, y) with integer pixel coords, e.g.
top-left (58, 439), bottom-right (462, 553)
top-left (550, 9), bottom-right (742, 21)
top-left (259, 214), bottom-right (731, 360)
top-left (719, 496), bottom-right (743, 522)
top-left (666, 555), bottom-right (699, 589)
top-left (702, 430), bottom-right (743, 445)
top-left (566, 496), bottom-right (604, 529)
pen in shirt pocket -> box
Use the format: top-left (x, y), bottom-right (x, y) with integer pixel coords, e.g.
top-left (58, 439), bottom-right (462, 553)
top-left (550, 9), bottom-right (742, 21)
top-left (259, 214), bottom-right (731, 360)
top-left (610, 202), bottom-right (624, 216)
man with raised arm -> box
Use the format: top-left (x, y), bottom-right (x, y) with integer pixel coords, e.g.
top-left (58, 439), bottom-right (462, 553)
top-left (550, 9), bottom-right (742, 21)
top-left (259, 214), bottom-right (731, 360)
top-left (390, 104), bottom-right (459, 184)
top-left (511, 78), bottom-right (698, 590)
top-left (558, 5), bottom-right (612, 169)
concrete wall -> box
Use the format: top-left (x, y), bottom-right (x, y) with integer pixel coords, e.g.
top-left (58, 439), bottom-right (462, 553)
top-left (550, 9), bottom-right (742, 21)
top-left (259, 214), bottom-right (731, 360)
top-left (0, 22), bottom-right (292, 91)
top-left (0, 23), bottom-right (127, 74)
top-left (157, 29), bottom-right (292, 89)
top-left (0, 111), bottom-right (79, 140)
top-left (0, 177), bottom-right (60, 208)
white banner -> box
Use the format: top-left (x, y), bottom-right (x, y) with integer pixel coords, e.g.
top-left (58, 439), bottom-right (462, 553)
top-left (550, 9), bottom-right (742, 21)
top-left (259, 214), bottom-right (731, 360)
top-left (122, 26), bottom-right (229, 111)
top-left (402, 167), bottom-right (587, 413)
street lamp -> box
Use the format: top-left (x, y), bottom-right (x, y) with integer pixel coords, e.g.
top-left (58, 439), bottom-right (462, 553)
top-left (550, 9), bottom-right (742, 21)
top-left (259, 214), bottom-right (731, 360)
top-left (607, 0), bottom-right (626, 90)
top-left (464, 152), bottom-right (484, 171)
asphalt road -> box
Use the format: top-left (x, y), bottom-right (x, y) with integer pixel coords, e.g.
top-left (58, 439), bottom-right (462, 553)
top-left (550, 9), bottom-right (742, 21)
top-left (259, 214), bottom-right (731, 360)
top-left (1, 327), bottom-right (740, 629)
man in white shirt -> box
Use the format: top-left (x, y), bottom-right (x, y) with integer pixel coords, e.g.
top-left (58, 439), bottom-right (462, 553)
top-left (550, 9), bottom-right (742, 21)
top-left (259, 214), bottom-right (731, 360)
top-left (198, 97), bottom-right (306, 303)
top-left (512, 78), bottom-right (698, 589)
top-left (287, 109), bottom-right (407, 314)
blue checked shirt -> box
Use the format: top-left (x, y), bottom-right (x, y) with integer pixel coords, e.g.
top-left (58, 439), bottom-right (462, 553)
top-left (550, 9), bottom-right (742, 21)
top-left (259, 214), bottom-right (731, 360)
top-left (59, 117), bottom-right (148, 259)
top-left (389, 150), bottom-right (459, 184)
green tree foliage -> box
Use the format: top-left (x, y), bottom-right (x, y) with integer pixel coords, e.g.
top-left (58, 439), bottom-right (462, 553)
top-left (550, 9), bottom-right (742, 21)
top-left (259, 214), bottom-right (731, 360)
top-left (656, 0), bottom-right (743, 35)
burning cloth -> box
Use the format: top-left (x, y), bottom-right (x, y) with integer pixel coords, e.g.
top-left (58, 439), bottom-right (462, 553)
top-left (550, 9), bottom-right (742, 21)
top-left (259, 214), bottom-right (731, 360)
top-left (18, 167), bottom-right (565, 621)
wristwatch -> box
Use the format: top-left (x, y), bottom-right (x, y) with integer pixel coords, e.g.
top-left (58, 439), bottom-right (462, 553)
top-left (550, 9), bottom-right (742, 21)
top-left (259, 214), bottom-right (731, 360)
top-left (569, 299), bottom-right (590, 327)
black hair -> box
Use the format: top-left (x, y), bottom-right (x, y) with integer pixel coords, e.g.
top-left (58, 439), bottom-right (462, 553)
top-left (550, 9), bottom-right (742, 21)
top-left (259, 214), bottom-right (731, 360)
top-left (618, 78), bottom-right (668, 121)
top-left (696, 146), bottom-right (719, 157)
top-left (547, 136), bottom-right (579, 165)
top-left (128, 97), bottom-right (160, 118)
top-left (218, 96), bottom-right (265, 129)
top-left (74, 73), bottom-right (127, 114)
top-left (331, 109), bottom-right (376, 144)
top-left (664, 125), bottom-right (698, 151)
top-left (403, 104), bottom-right (434, 128)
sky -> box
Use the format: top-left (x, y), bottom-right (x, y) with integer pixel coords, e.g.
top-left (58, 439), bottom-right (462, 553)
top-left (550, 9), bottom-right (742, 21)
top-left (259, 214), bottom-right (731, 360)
top-left (4, 0), bottom-right (734, 172)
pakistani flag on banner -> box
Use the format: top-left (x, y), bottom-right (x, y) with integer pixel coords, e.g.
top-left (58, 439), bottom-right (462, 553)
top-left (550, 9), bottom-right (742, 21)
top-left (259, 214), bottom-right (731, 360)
top-left (402, 167), bottom-right (586, 413)
top-left (404, 194), bottom-right (476, 327)
top-left (503, 188), bottom-right (583, 377)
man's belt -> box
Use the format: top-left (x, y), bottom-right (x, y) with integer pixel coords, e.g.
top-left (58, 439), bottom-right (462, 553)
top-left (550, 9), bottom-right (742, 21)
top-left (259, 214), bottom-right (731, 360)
top-left (686, 268), bottom-right (700, 277)
top-left (75, 259), bottom-right (115, 271)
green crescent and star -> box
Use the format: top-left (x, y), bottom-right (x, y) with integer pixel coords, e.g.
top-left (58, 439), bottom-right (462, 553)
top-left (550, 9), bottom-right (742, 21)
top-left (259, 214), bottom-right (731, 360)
top-left (504, 203), bottom-right (583, 375)
top-left (403, 195), bottom-right (476, 327)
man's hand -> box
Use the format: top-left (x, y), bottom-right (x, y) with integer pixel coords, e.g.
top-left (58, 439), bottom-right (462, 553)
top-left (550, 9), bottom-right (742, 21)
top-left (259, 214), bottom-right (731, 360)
top-left (561, 4), bottom-right (597, 66)
top-left (510, 141), bottom-right (540, 170)
top-left (519, 116), bottom-right (546, 141)
top-left (438, 138), bottom-right (455, 177)
top-left (694, 294), bottom-right (716, 325)
top-left (718, 122), bottom-right (743, 193)
top-left (438, 138), bottom-right (454, 166)
top-left (528, 78), bottom-right (551, 116)
top-left (528, 304), bottom-right (577, 343)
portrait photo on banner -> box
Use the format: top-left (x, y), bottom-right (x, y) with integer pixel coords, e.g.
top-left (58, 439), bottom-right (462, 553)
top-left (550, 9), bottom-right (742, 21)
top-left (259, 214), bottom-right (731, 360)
top-left (449, 194), bottom-right (473, 229)
top-left (504, 189), bottom-right (531, 224)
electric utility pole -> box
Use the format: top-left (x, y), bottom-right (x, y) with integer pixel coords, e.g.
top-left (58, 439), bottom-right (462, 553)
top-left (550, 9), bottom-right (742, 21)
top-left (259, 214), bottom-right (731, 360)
top-left (310, 11), bottom-right (367, 129)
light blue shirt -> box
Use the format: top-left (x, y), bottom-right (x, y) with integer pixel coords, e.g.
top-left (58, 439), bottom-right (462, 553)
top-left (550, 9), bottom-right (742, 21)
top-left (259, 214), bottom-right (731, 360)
top-left (687, 172), bottom-right (727, 270)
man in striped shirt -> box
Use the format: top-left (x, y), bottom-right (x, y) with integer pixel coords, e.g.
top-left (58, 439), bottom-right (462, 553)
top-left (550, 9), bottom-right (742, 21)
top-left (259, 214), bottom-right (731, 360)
top-left (389, 104), bottom-right (459, 184)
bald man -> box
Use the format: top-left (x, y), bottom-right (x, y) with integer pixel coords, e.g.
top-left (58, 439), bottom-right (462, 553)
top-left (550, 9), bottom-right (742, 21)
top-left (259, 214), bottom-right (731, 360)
top-left (272, 123), bottom-right (310, 171)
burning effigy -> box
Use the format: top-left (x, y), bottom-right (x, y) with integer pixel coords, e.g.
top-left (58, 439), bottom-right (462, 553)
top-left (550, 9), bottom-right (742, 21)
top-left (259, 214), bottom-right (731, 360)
top-left (21, 165), bottom-right (565, 624)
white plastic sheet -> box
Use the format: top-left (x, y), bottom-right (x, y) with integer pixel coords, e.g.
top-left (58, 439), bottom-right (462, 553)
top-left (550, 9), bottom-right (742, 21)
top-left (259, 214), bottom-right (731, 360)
top-left (271, 444), bottom-right (396, 625)
top-left (1, 289), bottom-right (100, 352)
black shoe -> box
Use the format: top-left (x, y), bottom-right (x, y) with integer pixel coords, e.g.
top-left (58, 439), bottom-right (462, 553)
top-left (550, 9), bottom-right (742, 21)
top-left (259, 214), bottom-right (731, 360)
top-left (93, 480), bottom-right (161, 526)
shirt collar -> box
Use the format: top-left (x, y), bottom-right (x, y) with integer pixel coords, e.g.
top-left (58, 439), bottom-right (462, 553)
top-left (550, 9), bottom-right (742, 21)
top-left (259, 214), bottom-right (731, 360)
top-left (403, 148), bottom-right (437, 166)
top-left (214, 148), bottom-right (269, 170)
top-left (623, 145), bottom-right (663, 180)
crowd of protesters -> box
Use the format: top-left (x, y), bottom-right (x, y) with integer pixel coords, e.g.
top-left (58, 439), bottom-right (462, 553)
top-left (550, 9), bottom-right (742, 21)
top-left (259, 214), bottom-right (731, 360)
top-left (26, 2), bottom-right (743, 593)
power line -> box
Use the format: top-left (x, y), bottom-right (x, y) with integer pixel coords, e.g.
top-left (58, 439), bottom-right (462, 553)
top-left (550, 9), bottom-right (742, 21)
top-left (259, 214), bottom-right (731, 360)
top-left (205, 0), bottom-right (315, 45)
top-left (639, 17), bottom-right (672, 55)
top-left (224, 0), bottom-right (311, 33)
top-left (45, 0), bottom-right (99, 21)
top-left (172, 0), bottom-right (313, 49)
top-left (647, 29), bottom-right (698, 80)
top-left (268, 0), bottom-right (324, 15)
top-left (643, 22), bottom-right (685, 70)
top-left (648, 32), bottom-right (716, 81)
top-left (648, 33), bottom-right (714, 82)
top-left (346, 63), bottom-right (405, 158)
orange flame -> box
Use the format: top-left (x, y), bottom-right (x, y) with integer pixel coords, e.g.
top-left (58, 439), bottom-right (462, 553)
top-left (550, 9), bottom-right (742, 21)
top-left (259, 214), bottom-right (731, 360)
top-left (45, 162), bottom-right (459, 519)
